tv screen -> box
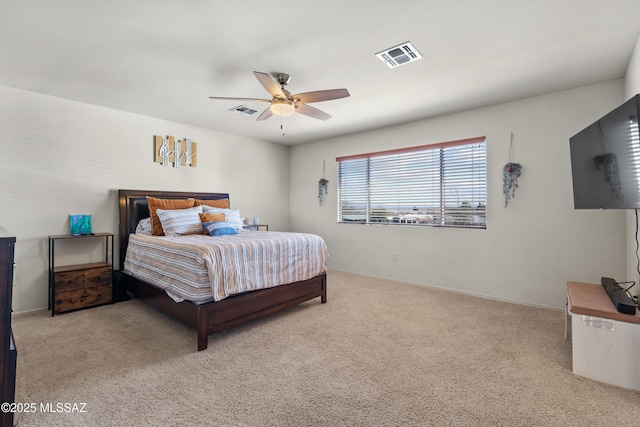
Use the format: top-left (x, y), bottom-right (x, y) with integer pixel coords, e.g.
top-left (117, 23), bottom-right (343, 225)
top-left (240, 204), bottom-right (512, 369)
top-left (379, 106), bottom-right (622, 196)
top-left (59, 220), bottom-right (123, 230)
top-left (570, 95), bottom-right (640, 209)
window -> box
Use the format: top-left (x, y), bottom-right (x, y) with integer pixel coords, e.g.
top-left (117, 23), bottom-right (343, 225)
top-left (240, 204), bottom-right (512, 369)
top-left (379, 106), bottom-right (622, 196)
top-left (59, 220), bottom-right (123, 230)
top-left (337, 137), bottom-right (486, 229)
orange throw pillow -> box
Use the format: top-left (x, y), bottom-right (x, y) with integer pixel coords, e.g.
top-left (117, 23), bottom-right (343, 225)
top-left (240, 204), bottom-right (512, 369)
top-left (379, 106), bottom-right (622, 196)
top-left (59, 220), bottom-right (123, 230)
top-left (199, 213), bottom-right (226, 223)
top-left (193, 198), bottom-right (230, 209)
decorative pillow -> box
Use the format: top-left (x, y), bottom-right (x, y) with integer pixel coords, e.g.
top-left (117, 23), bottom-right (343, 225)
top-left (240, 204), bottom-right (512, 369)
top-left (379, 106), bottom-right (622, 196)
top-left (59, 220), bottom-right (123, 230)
top-left (147, 196), bottom-right (195, 236)
top-left (194, 198), bottom-right (230, 209)
top-left (135, 217), bottom-right (152, 235)
top-left (156, 205), bottom-right (203, 236)
top-left (198, 212), bottom-right (226, 234)
top-left (202, 206), bottom-right (244, 231)
top-left (202, 221), bottom-right (239, 236)
top-left (199, 212), bottom-right (226, 223)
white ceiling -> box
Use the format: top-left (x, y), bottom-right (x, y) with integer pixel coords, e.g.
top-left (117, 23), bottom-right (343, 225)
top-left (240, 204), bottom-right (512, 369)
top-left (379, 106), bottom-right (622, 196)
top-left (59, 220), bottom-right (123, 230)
top-left (2, 1), bottom-right (640, 145)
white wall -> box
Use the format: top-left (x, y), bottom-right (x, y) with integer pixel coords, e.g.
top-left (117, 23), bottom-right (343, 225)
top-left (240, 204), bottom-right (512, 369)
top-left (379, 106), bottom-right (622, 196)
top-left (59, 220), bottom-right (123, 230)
top-left (4, 76), bottom-right (631, 313)
top-left (289, 81), bottom-right (627, 309)
top-left (0, 85), bottom-right (290, 313)
top-left (625, 34), bottom-right (640, 291)
top-left (625, 35), bottom-right (640, 98)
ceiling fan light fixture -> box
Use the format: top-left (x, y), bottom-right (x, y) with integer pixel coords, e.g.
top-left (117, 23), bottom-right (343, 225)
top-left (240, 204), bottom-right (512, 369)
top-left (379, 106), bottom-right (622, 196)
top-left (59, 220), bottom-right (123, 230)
top-left (270, 99), bottom-right (295, 117)
top-left (210, 71), bottom-right (349, 123)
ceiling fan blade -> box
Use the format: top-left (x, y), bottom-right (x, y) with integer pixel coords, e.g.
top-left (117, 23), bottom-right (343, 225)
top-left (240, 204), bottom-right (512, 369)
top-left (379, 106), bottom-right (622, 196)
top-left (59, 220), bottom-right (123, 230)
top-left (256, 107), bottom-right (273, 121)
top-left (209, 96), bottom-right (271, 102)
top-left (293, 89), bottom-right (350, 104)
top-left (295, 103), bottom-right (332, 121)
top-left (253, 71), bottom-right (286, 99)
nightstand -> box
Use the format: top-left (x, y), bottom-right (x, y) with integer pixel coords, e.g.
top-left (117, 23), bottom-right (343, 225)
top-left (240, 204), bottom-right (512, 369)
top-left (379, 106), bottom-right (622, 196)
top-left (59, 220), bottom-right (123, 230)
top-left (48, 233), bottom-right (113, 315)
top-left (243, 224), bottom-right (268, 231)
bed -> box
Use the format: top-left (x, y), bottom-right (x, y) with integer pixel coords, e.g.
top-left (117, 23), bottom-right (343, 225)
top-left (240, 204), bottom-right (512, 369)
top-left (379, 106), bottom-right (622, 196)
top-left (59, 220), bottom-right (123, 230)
top-left (118, 189), bottom-right (327, 351)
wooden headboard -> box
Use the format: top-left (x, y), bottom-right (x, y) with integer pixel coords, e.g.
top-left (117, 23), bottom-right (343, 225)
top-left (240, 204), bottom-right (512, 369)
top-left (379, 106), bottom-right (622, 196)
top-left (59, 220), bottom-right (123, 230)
top-left (118, 189), bottom-right (230, 269)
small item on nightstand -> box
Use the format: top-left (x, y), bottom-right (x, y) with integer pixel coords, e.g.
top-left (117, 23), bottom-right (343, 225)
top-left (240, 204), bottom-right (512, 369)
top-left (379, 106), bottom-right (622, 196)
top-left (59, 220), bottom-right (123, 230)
top-left (69, 214), bottom-right (92, 235)
top-left (253, 218), bottom-right (260, 225)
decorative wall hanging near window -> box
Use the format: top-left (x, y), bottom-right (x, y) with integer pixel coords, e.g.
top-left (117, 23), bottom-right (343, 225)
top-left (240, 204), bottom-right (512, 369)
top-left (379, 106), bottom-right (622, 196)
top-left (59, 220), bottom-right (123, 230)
top-left (318, 160), bottom-right (329, 206)
top-left (593, 122), bottom-right (624, 203)
top-left (318, 179), bottom-right (329, 206)
top-left (503, 132), bottom-right (521, 208)
top-left (154, 135), bottom-right (197, 168)
top-left (594, 152), bottom-right (623, 202)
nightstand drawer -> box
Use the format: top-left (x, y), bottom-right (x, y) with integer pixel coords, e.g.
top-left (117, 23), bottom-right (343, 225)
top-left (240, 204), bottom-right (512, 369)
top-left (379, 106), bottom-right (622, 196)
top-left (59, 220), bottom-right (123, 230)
top-left (54, 265), bottom-right (112, 292)
top-left (54, 284), bottom-right (112, 313)
top-left (53, 265), bottom-right (112, 312)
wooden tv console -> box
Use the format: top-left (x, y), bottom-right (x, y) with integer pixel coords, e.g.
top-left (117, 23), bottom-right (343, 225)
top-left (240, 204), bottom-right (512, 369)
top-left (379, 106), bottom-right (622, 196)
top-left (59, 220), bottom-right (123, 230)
top-left (566, 281), bottom-right (640, 391)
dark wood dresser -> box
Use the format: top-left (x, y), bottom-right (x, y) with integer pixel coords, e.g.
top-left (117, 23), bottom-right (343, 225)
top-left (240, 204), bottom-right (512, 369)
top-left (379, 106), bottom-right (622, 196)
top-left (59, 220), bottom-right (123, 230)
top-left (0, 227), bottom-right (16, 427)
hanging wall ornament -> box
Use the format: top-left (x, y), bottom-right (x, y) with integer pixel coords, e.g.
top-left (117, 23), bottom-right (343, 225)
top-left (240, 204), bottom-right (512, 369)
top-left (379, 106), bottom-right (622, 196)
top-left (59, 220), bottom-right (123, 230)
top-left (318, 160), bottom-right (329, 206)
top-left (318, 178), bottom-right (329, 206)
top-left (503, 132), bottom-right (522, 208)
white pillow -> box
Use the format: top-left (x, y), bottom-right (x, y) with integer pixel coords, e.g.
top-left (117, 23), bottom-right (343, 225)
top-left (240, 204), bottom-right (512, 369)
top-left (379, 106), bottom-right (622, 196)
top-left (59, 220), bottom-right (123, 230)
top-left (156, 205), bottom-right (203, 236)
top-left (202, 206), bottom-right (244, 231)
top-left (135, 217), bottom-right (152, 235)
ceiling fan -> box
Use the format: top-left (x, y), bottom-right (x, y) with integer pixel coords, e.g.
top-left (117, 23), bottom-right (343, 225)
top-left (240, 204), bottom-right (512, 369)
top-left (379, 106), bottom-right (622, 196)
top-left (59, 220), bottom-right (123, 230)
top-left (209, 71), bottom-right (350, 121)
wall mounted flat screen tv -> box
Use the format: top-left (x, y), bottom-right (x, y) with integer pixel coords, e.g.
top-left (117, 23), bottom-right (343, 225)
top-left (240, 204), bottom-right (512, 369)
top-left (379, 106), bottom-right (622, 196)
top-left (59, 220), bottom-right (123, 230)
top-left (570, 94), bottom-right (640, 209)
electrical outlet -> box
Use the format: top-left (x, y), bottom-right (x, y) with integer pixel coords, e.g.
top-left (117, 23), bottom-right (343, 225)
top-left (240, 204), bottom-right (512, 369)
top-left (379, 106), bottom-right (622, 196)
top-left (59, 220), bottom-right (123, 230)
top-left (392, 253), bottom-right (398, 261)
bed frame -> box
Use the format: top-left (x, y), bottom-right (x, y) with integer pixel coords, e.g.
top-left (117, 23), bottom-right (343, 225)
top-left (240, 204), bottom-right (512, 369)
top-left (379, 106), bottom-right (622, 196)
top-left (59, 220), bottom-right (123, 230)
top-left (118, 189), bottom-right (327, 351)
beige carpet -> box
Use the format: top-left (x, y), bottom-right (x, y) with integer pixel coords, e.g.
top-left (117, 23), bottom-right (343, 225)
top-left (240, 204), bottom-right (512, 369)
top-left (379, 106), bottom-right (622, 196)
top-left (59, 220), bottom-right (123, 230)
top-left (11, 270), bottom-right (640, 426)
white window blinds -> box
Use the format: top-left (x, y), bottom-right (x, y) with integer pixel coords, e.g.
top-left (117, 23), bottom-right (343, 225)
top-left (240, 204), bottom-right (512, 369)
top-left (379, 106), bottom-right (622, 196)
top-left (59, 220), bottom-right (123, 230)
top-left (337, 137), bottom-right (486, 228)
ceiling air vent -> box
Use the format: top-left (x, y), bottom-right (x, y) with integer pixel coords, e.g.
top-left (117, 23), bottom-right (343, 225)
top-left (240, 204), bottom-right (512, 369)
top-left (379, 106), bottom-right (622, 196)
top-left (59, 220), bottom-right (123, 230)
top-left (229, 105), bottom-right (258, 115)
top-left (375, 41), bottom-right (422, 69)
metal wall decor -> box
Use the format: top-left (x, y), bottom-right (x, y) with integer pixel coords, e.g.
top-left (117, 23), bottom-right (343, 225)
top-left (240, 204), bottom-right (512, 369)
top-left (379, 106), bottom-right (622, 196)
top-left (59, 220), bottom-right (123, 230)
top-left (154, 135), bottom-right (197, 168)
top-left (318, 160), bottom-right (328, 206)
top-left (318, 179), bottom-right (329, 206)
top-left (503, 132), bottom-right (521, 208)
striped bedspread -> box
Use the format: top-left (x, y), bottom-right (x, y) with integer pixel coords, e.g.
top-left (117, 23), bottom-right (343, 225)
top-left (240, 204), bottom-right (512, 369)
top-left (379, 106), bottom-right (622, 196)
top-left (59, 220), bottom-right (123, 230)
top-left (123, 231), bottom-right (328, 303)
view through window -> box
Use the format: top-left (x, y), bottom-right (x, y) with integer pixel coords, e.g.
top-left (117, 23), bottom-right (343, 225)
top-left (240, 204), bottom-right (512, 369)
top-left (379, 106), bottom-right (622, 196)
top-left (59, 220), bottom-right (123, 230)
top-left (337, 137), bottom-right (487, 228)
